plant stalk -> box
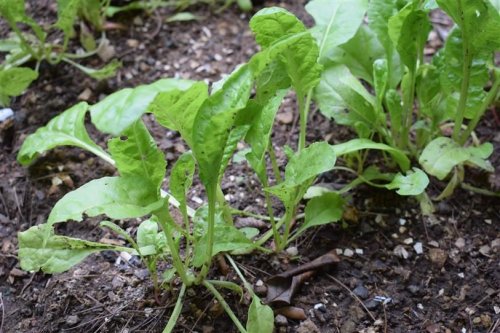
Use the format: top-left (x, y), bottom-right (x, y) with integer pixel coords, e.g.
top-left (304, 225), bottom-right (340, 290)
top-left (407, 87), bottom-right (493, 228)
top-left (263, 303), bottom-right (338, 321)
top-left (268, 138), bottom-right (282, 183)
top-left (162, 283), bottom-right (187, 333)
top-left (298, 91), bottom-right (312, 152)
top-left (203, 280), bottom-right (248, 333)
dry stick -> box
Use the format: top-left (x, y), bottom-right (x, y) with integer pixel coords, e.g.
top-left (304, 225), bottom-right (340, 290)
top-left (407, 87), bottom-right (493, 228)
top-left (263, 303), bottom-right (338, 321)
top-left (327, 274), bottom-right (377, 322)
top-left (488, 319), bottom-right (499, 333)
top-left (189, 296), bottom-right (214, 332)
top-left (0, 292), bottom-right (5, 333)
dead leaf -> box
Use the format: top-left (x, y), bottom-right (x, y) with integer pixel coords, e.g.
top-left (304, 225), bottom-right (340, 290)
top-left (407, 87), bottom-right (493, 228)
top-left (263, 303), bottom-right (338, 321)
top-left (428, 248), bottom-right (447, 268)
top-left (265, 250), bottom-right (340, 306)
top-left (275, 306), bottom-right (307, 320)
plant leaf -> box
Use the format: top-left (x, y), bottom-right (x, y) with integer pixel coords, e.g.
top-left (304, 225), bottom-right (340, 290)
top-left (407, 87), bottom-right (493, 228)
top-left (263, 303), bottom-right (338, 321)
top-left (306, 0), bottom-right (368, 63)
top-left (331, 138), bottom-right (410, 171)
top-left (17, 102), bottom-right (109, 165)
top-left (314, 64), bottom-right (377, 127)
top-left (137, 219), bottom-right (166, 256)
top-left (388, 1), bottom-right (432, 71)
top-left (90, 79), bottom-right (194, 136)
top-left (148, 82), bottom-right (208, 148)
top-left (192, 224), bottom-right (256, 267)
top-left (0, 67), bottom-right (38, 98)
top-left (108, 120), bottom-right (166, 193)
top-left (170, 151), bottom-right (196, 213)
top-left (385, 167), bottom-right (429, 195)
top-left (47, 176), bottom-right (163, 225)
top-left (70, 59), bottom-right (122, 80)
top-left (296, 192), bottom-right (344, 236)
top-left (419, 137), bottom-right (493, 180)
top-left (246, 295), bottom-right (274, 333)
top-left (193, 65), bottom-right (253, 187)
top-left (166, 12), bottom-right (200, 23)
top-left (18, 224), bottom-right (134, 273)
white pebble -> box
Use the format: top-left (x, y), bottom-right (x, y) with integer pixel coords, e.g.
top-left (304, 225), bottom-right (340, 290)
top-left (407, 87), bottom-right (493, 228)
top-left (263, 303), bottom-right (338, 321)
top-left (399, 218), bottom-right (407, 225)
top-left (355, 248), bottom-right (364, 255)
top-left (343, 249), bottom-right (354, 257)
top-left (335, 248), bottom-right (343, 255)
top-left (403, 238), bottom-right (413, 245)
top-left (192, 196), bottom-right (203, 204)
top-left (457, 272), bottom-right (464, 278)
top-left (393, 245), bottom-right (409, 259)
top-left (413, 242), bottom-right (423, 254)
top-left (417, 303), bottom-right (424, 310)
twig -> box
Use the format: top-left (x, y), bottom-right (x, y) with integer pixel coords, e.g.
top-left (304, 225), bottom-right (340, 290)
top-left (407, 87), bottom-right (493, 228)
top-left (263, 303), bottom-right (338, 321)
top-left (327, 274), bottom-right (377, 322)
top-left (12, 186), bottom-right (25, 223)
top-left (189, 296), bottom-right (214, 332)
top-left (488, 319), bottom-right (499, 333)
top-left (0, 292), bottom-right (5, 333)
top-left (20, 273), bottom-right (35, 296)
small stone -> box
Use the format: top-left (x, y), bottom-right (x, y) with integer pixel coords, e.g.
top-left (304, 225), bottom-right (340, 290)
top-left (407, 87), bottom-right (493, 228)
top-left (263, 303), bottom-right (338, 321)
top-left (313, 303), bottom-right (326, 312)
top-left (343, 249), bottom-right (354, 257)
top-left (455, 238), bottom-right (466, 249)
top-left (399, 218), bottom-right (407, 225)
top-left (126, 39), bottom-right (139, 48)
top-left (414, 242), bottom-right (423, 255)
top-left (417, 303), bottom-right (424, 310)
top-left (254, 284), bottom-right (267, 296)
top-left (111, 276), bottom-right (125, 289)
top-left (479, 245), bottom-right (491, 256)
top-left (484, 219), bottom-right (492, 224)
top-left (472, 317), bottom-right (481, 324)
top-left (391, 233), bottom-right (399, 239)
top-left (144, 308), bottom-right (154, 317)
top-left (335, 248), bottom-right (343, 255)
top-left (275, 314), bottom-right (288, 326)
top-left (481, 314), bottom-right (492, 327)
top-left (399, 226), bottom-right (407, 233)
top-left (457, 272), bottom-right (464, 278)
top-left (353, 285), bottom-right (369, 299)
top-left (255, 279), bottom-right (264, 287)
top-left (403, 237), bottom-right (413, 245)
top-left (276, 111), bottom-right (293, 124)
top-left (286, 246), bottom-right (299, 257)
top-left (355, 248), bottom-right (364, 255)
top-left (364, 299), bottom-right (379, 310)
top-left (428, 248), bottom-right (447, 267)
top-left (393, 245), bottom-right (409, 259)
top-left (78, 88), bottom-right (92, 101)
top-left (65, 315), bottom-right (80, 326)
top-left (407, 285), bottom-right (420, 295)
top-left (297, 319), bottom-right (320, 333)
top-left (428, 240), bottom-right (439, 247)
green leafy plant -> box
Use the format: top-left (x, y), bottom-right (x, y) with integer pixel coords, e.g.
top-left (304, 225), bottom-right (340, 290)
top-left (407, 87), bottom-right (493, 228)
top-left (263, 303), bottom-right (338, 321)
top-left (16, 1), bottom-right (498, 331)
top-left (0, 0), bottom-right (120, 106)
top-left (310, 0), bottom-right (499, 199)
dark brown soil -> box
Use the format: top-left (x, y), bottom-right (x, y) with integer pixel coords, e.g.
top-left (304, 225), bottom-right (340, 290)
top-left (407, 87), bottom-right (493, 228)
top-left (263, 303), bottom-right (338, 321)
top-left (1, 1), bottom-right (499, 333)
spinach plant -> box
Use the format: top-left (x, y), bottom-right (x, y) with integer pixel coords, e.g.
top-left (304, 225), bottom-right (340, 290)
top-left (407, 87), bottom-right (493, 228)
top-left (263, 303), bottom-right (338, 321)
top-left (16, 3), bottom-right (438, 331)
top-left (0, 0), bottom-right (120, 107)
top-left (310, 0), bottom-right (499, 199)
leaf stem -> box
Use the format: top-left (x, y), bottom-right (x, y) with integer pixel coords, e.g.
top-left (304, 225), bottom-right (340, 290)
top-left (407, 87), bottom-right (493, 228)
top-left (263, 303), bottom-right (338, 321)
top-left (198, 184), bottom-right (217, 281)
top-left (268, 138), bottom-right (282, 183)
top-left (452, 4), bottom-right (472, 141)
top-left (459, 73), bottom-right (499, 145)
top-left (225, 254), bottom-right (256, 298)
top-left (298, 91), bottom-right (312, 152)
top-left (162, 283), bottom-right (186, 333)
top-left (203, 280), bottom-right (248, 333)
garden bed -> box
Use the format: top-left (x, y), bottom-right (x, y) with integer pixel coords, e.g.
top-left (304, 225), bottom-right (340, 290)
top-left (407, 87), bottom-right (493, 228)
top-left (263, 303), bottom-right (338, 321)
top-left (1, 1), bottom-right (499, 332)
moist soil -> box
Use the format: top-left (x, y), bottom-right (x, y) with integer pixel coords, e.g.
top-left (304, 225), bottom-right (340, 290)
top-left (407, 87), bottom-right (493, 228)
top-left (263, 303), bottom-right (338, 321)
top-left (1, 1), bottom-right (499, 332)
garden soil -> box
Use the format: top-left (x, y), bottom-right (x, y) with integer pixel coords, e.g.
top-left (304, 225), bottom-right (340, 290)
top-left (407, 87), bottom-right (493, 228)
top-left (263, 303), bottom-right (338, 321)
top-left (1, 1), bottom-right (499, 332)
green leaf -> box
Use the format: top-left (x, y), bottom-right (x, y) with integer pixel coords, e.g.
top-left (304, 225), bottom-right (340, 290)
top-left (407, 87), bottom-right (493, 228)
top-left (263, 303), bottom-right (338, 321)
top-left (170, 151), bottom-right (196, 213)
top-left (193, 225), bottom-right (256, 267)
top-left (78, 0), bottom-right (103, 30)
top-left (47, 176), bottom-right (163, 225)
top-left (19, 224), bottom-right (134, 273)
top-left (90, 79), bottom-right (194, 136)
top-left (250, 8), bottom-right (322, 95)
top-left (315, 64), bottom-right (377, 127)
top-left (56, 0), bottom-right (80, 39)
top-left (244, 92), bottom-right (286, 181)
top-left (70, 59), bottom-right (122, 80)
top-left (306, 0), bottom-right (368, 63)
top-left (17, 102), bottom-right (109, 166)
top-left (237, 0), bottom-right (253, 12)
top-left (367, 0), bottom-right (404, 87)
top-left (283, 141), bottom-right (336, 187)
top-left (166, 12), bottom-right (200, 23)
top-left (373, 58), bottom-right (388, 105)
top-left (149, 82), bottom-right (208, 148)
top-left (388, 1), bottom-right (432, 70)
top-left (385, 167), bottom-right (429, 195)
top-left (193, 65), bottom-right (253, 187)
top-left (419, 137), bottom-right (493, 180)
top-left (0, 67), bottom-right (38, 98)
top-left (137, 219), bottom-right (166, 256)
top-left (0, 0), bottom-right (45, 40)
top-left (438, 28), bottom-right (490, 119)
top-left (331, 138), bottom-right (410, 171)
top-left (437, 0), bottom-right (500, 53)
top-left (108, 120), bottom-right (166, 193)
top-left (207, 280), bottom-right (244, 297)
top-left (297, 192), bottom-right (344, 236)
top-left (246, 295), bottom-right (274, 333)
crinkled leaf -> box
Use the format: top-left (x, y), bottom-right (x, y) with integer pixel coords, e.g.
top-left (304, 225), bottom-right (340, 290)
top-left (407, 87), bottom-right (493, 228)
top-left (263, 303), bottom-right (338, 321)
top-left (246, 295), bottom-right (274, 333)
top-left (438, 28), bottom-right (490, 119)
top-left (193, 224), bottom-right (256, 267)
top-left (250, 8), bottom-right (322, 95)
top-left (193, 65), bottom-right (253, 186)
top-left (419, 137), bottom-right (493, 180)
top-left (385, 167), bottom-right (429, 195)
top-left (331, 138), bottom-right (410, 171)
top-left (437, 0), bottom-right (500, 53)
top-left (19, 224), bottom-right (134, 273)
top-left (170, 151), bottom-right (196, 212)
top-left (373, 58), bottom-right (388, 105)
top-left (148, 82), bottom-right (208, 148)
top-left (137, 219), bottom-right (166, 256)
top-left (0, 67), bottom-right (38, 97)
top-left (306, 0), bottom-right (368, 63)
top-left (245, 92), bottom-right (286, 181)
top-left (17, 102), bottom-right (108, 165)
top-left (315, 64), bottom-right (377, 127)
top-left (297, 192), bottom-right (344, 235)
top-left (388, 1), bottom-right (432, 70)
top-left (108, 120), bottom-right (166, 193)
top-left (90, 79), bottom-right (194, 136)
top-left (47, 176), bottom-right (163, 225)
